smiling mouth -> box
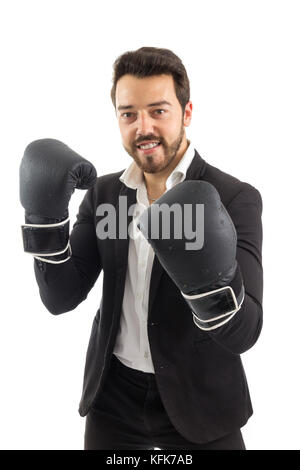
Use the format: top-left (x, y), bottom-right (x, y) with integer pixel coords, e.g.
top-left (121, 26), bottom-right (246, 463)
top-left (137, 142), bottom-right (161, 150)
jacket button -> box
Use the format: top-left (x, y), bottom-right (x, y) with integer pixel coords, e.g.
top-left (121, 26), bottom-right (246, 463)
top-left (150, 321), bottom-right (158, 326)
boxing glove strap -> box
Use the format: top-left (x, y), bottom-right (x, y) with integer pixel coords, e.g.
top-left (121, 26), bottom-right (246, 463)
top-left (34, 241), bottom-right (72, 264)
top-left (192, 309), bottom-right (238, 331)
top-left (181, 265), bottom-right (244, 323)
top-left (21, 217), bottom-right (70, 256)
top-left (189, 286), bottom-right (245, 331)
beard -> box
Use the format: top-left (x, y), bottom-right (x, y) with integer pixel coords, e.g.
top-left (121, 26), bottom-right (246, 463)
top-left (123, 124), bottom-right (185, 174)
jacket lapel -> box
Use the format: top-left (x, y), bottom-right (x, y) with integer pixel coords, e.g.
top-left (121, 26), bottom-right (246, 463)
top-left (114, 183), bottom-right (137, 276)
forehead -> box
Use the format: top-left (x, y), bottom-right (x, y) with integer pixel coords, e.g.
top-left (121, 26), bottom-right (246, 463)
top-left (115, 74), bottom-right (177, 107)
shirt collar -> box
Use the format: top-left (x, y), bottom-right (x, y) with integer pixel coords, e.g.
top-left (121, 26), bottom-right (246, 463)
top-left (120, 140), bottom-right (195, 190)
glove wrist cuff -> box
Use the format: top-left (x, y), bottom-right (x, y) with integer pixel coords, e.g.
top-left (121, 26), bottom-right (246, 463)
top-left (21, 217), bottom-right (70, 256)
top-left (34, 241), bottom-right (72, 264)
top-left (181, 264), bottom-right (245, 324)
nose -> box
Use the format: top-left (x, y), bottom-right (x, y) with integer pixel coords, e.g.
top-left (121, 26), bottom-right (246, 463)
top-left (136, 111), bottom-right (155, 136)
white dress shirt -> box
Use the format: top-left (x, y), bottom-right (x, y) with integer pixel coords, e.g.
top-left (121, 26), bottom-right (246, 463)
top-left (113, 141), bottom-right (196, 372)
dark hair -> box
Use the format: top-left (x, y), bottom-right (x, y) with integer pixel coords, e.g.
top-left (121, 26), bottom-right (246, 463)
top-left (111, 47), bottom-right (190, 114)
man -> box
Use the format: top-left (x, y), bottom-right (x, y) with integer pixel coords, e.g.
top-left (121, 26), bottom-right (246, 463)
top-left (20, 47), bottom-right (263, 450)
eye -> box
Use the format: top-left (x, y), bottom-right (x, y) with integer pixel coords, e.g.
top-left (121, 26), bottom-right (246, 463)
top-left (154, 109), bottom-right (166, 115)
top-left (121, 112), bottom-right (133, 118)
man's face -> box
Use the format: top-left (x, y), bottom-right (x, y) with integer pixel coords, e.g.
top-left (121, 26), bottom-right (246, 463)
top-left (115, 74), bottom-right (192, 173)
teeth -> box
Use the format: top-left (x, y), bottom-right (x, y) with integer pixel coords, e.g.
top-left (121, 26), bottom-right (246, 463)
top-left (139, 142), bottom-right (160, 150)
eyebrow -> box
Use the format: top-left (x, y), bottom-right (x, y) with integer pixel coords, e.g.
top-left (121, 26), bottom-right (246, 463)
top-left (117, 100), bottom-right (172, 111)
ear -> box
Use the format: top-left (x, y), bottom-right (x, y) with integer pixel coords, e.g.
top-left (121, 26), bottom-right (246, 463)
top-left (183, 101), bottom-right (193, 127)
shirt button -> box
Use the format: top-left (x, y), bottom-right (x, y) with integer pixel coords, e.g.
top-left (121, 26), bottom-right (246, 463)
top-left (144, 351), bottom-right (149, 359)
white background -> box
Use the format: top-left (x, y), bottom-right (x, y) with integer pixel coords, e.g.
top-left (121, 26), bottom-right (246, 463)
top-left (1, 0), bottom-right (299, 450)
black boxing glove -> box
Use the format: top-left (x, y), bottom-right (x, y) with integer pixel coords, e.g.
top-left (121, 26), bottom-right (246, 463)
top-left (20, 138), bottom-right (97, 263)
top-left (138, 180), bottom-right (245, 330)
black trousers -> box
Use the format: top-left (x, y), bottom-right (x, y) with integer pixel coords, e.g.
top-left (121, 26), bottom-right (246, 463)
top-left (84, 354), bottom-right (246, 450)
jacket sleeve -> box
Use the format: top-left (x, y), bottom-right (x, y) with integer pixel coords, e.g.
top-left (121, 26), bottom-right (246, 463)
top-left (33, 186), bottom-right (102, 315)
top-left (206, 184), bottom-right (263, 354)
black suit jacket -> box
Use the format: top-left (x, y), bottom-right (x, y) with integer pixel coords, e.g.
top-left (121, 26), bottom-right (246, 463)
top-left (34, 150), bottom-right (263, 444)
